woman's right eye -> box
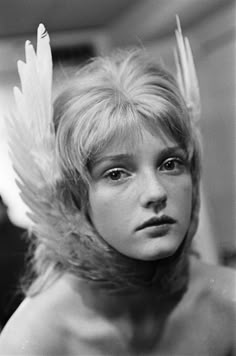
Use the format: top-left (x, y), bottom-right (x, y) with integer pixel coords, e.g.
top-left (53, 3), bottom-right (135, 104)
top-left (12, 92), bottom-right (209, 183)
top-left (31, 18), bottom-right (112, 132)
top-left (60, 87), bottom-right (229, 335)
top-left (103, 168), bottom-right (129, 181)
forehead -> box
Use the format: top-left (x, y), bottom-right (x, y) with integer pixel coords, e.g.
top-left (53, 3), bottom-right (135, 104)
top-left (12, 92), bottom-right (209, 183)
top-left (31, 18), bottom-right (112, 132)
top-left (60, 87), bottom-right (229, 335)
top-left (84, 103), bottom-right (191, 170)
top-left (92, 126), bottom-right (181, 160)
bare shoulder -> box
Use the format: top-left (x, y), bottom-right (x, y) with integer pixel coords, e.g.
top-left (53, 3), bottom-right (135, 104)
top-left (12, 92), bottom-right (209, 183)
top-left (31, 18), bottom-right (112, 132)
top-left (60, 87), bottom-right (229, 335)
top-left (190, 256), bottom-right (236, 305)
top-left (167, 257), bottom-right (236, 355)
top-left (0, 297), bottom-right (68, 356)
top-left (188, 256), bottom-right (236, 349)
top-left (0, 277), bottom-right (77, 355)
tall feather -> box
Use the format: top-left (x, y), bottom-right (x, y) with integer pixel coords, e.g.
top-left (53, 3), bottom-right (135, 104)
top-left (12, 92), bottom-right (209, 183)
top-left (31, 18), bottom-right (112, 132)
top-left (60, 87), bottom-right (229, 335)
top-left (6, 24), bottom-right (107, 270)
top-left (7, 24), bottom-right (58, 221)
top-left (174, 15), bottom-right (201, 124)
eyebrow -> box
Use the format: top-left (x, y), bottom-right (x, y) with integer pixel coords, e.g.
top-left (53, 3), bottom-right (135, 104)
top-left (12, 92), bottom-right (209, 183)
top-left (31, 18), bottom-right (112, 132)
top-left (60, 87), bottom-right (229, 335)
top-left (160, 146), bottom-right (186, 157)
top-left (89, 146), bottom-right (186, 168)
top-left (90, 154), bottom-right (134, 168)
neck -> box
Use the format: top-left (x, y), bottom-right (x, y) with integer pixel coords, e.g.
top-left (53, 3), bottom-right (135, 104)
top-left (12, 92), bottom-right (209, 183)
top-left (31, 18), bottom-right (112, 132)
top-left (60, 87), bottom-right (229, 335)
top-left (65, 257), bottom-right (189, 353)
top-left (65, 252), bottom-right (190, 319)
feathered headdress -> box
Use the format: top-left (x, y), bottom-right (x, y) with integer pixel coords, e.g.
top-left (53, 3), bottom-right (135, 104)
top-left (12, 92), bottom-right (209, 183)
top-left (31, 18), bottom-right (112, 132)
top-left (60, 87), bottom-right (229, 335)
top-left (174, 15), bottom-right (201, 124)
top-left (6, 19), bottom-right (201, 295)
top-left (8, 24), bottom-right (57, 212)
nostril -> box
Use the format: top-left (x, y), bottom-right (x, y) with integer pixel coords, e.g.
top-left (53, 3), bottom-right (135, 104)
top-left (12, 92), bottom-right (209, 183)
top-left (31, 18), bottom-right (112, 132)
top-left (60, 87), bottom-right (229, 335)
top-left (147, 195), bottom-right (167, 210)
top-left (140, 188), bottom-right (167, 210)
top-left (153, 197), bottom-right (167, 212)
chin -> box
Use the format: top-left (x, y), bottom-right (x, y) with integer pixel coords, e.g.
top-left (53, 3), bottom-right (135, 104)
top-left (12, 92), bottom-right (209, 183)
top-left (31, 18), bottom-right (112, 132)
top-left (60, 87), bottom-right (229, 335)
top-left (132, 235), bottom-right (184, 261)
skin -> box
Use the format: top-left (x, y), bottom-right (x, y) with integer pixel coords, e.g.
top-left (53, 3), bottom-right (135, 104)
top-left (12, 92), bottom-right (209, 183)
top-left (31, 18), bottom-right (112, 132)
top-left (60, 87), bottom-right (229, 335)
top-left (0, 257), bottom-right (235, 355)
top-left (88, 128), bottom-right (192, 261)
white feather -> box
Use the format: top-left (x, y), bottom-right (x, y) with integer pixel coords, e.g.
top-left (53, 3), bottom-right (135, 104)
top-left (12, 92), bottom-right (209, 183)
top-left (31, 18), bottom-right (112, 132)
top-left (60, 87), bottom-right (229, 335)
top-left (174, 15), bottom-right (201, 124)
top-left (6, 24), bottom-right (58, 229)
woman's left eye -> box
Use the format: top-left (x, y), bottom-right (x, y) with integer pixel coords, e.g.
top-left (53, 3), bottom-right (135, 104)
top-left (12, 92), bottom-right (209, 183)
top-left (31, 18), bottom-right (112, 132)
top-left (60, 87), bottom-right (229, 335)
top-left (160, 158), bottom-right (185, 173)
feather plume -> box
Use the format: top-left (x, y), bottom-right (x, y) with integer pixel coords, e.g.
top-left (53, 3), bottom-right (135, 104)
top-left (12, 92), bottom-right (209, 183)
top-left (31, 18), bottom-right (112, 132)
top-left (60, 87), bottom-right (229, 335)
top-left (11, 25), bottom-right (55, 184)
top-left (174, 15), bottom-right (201, 124)
top-left (6, 24), bottom-right (109, 267)
top-left (7, 24), bottom-right (58, 223)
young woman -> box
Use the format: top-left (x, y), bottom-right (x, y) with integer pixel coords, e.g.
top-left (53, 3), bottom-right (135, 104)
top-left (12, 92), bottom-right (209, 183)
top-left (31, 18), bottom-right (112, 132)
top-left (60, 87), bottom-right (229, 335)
top-left (0, 22), bottom-right (235, 355)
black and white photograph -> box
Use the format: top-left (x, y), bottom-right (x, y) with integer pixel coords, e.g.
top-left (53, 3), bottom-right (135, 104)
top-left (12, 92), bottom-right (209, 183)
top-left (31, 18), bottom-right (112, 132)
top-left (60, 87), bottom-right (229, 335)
top-left (0, 1), bottom-right (235, 355)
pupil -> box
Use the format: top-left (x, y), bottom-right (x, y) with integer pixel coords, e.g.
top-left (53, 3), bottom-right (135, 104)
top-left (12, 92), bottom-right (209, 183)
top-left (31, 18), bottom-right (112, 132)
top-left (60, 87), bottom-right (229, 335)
top-left (111, 171), bottom-right (120, 180)
top-left (166, 161), bottom-right (174, 169)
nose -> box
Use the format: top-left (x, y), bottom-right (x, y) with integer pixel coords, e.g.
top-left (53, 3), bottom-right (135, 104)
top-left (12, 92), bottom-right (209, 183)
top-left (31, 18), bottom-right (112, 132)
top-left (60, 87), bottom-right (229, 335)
top-left (139, 171), bottom-right (167, 210)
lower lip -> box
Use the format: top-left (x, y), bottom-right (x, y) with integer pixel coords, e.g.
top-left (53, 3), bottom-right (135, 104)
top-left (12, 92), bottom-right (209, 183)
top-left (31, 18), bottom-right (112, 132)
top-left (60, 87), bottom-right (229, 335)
top-left (141, 224), bottom-right (172, 238)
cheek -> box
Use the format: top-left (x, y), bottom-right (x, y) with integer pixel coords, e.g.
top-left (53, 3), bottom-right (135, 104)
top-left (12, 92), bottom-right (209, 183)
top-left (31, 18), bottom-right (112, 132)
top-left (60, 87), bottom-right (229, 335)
top-left (89, 182), bottom-right (135, 217)
top-left (168, 175), bottom-right (192, 213)
top-left (88, 186), bottom-right (135, 239)
top-left (176, 178), bottom-right (193, 221)
top-left (88, 187), bottom-right (122, 227)
top-left (88, 189), bottom-right (107, 223)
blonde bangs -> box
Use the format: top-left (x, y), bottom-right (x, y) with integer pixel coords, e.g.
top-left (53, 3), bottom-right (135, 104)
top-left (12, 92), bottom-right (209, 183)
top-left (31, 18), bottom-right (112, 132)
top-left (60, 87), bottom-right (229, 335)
top-left (66, 94), bottom-right (141, 174)
top-left (55, 49), bottom-right (197, 186)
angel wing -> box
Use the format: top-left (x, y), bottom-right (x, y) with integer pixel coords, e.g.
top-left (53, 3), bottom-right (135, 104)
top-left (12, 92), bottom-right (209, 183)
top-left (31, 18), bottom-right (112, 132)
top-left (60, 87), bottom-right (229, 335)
top-left (6, 24), bottom-right (64, 231)
top-left (174, 15), bottom-right (201, 124)
top-left (6, 24), bottom-right (108, 274)
top-left (9, 24), bottom-right (54, 183)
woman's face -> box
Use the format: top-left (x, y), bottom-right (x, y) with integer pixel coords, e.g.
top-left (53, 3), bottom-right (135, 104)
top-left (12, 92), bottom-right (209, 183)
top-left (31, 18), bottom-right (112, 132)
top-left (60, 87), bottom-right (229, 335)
top-left (88, 128), bottom-right (192, 261)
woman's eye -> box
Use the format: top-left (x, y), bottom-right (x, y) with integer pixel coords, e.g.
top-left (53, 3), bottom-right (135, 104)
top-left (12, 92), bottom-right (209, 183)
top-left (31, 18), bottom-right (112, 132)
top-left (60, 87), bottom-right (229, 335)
top-left (104, 169), bottom-right (129, 181)
top-left (160, 158), bottom-right (185, 173)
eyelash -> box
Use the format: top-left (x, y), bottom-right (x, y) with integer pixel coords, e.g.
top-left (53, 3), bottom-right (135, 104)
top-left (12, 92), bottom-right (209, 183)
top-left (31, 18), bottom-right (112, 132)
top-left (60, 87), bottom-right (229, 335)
top-left (102, 156), bottom-right (187, 182)
top-left (160, 157), bottom-right (186, 173)
top-left (103, 168), bottom-right (130, 182)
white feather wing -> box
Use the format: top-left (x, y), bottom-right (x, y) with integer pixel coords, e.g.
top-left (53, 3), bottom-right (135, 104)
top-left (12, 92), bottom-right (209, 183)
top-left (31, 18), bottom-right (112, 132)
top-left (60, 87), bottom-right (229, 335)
top-left (7, 24), bottom-right (58, 224)
top-left (174, 15), bottom-right (201, 123)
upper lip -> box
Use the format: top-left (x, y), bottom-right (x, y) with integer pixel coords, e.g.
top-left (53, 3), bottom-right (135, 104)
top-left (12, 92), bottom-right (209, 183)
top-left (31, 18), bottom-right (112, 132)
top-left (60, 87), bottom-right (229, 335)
top-left (136, 215), bottom-right (177, 231)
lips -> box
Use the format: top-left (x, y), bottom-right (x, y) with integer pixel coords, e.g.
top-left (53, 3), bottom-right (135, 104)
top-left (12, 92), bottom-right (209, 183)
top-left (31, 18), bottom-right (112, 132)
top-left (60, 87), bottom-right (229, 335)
top-left (136, 215), bottom-right (177, 231)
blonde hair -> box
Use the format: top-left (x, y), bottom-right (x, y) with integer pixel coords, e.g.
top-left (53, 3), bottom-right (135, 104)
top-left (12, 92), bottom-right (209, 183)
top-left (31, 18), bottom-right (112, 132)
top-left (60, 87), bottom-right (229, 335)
top-left (55, 49), bottom-right (201, 205)
top-left (25, 49), bottom-right (202, 296)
